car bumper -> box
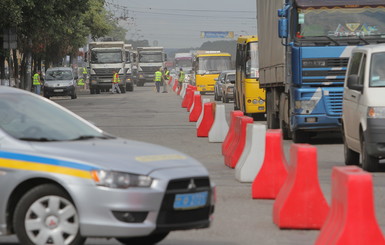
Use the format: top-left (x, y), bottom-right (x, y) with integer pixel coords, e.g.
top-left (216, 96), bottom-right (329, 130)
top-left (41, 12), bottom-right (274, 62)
top-left (364, 118), bottom-right (385, 157)
top-left (44, 85), bottom-right (75, 96)
top-left (73, 166), bottom-right (215, 238)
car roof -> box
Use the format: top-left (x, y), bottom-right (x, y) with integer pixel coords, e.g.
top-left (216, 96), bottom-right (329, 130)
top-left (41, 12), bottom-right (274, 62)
top-left (0, 86), bottom-right (30, 95)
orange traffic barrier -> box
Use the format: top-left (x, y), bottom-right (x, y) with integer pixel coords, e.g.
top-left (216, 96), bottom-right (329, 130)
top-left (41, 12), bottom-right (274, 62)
top-left (187, 90), bottom-right (198, 112)
top-left (189, 93), bottom-right (202, 122)
top-left (224, 116), bottom-right (253, 168)
top-left (252, 129), bottom-right (288, 199)
top-left (273, 144), bottom-right (329, 229)
top-left (315, 166), bottom-right (385, 245)
top-left (181, 87), bottom-right (192, 108)
top-left (168, 76), bottom-right (173, 85)
top-left (222, 111), bottom-right (244, 156)
top-left (173, 78), bottom-right (179, 92)
top-left (197, 102), bottom-right (215, 137)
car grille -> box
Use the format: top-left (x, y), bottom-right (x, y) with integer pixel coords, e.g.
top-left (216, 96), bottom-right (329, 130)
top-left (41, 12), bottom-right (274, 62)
top-left (156, 177), bottom-right (212, 231)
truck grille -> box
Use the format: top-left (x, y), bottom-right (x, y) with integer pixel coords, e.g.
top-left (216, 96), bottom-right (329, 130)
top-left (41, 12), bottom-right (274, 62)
top-left (141, 66), bottom-right (161, 73)
top-left (156, 177), bottom-right (212, 231)
top-left (94, 68), bottom-right (115, 76)
top-left (324, 90), bottom-right (343, 116)
top-left (302, 58), bottom-right (349, 85)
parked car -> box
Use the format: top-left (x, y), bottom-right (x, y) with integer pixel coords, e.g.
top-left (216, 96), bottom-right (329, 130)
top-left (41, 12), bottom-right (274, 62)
top-left (221, 72), bottom-right (235, 103)
top-left (0, 86), bottom-right (215, 245)
top-left (342, 44), bottom-right (385, 172)
top-left (214, 70), bottom-right (235, 101)
top-left (43, 67), bottom-right (78, 99)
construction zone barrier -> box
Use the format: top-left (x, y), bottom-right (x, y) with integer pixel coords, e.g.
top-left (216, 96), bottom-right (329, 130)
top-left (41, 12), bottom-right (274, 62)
top-left (182, 87), bottom-right (192, 108)
top-left (180, 83), bottom-right (187, 98)
top-left (173, 78), bottom-right (179, 92)
top-left (189, 93), bottom-right (202, 122)
top-left (252, 129), bottom-right (288, 199)
top-left (315, 166), bottom-right (385, 245)
top-left (224, 116), bottom-right (253, 168)
top-left (273, 144), bottom-right (329, 229)
top-left (222, 111), bottom-right (244, 156)
top-left (168, 76), bottom-right (173, 85)
top-left (208, 104), bottom-right (229, 143)
top-left (197, 102), bottom-right (215, 137)
top-left (197, 98), bottom-right (211, 129)
top-left (235, 123), bottom-right (266, 183)
top-left (187, 90), bottom-right (199, 112)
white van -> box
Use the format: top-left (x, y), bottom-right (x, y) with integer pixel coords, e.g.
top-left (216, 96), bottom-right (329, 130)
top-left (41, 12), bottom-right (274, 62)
top-left (342, 44), bottom-right (385, 172)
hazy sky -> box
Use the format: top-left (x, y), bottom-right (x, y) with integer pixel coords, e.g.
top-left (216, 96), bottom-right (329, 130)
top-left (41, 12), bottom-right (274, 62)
top-left (105, 0), bottom-right (257, 49)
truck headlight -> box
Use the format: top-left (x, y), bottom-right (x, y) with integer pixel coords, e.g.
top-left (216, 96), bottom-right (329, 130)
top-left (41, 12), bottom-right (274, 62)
top-left (295, 100), bottom-right (316, 110)
top-left (368, 107), bottom-right (385, 118)
top-left (91, 170), bottom-right (153, 189)
top-left (90, 69), bottom-right (96, 75)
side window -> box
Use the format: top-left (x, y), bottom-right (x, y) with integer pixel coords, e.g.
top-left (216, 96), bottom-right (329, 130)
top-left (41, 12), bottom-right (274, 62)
top-left (358, 55), bottom-right (366, 86)
top-left (347, 52), bottom-right (363, 76)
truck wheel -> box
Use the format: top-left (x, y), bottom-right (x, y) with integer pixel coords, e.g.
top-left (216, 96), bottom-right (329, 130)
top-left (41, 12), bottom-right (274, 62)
top-left (116, 232), bottom-right (169, 245)
top-left (361, 134), bottom-right (379, 172)
top-left (121, 86), bottom-right (126, 93)
top-left (343, 132), bottom-right (359, 166)
top-left (266, 91), bottom-right (279, 129)
top-left (13, 184), bottom-right (85, 245)
top-left (280, 120), bottom-right (291, 140)
top-left (292, 130), bottom-right (309, 143)
top-left (126, 83), bottom-right (134, 92)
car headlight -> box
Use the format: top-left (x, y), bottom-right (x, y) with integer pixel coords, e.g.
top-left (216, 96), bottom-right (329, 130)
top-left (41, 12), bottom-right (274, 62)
top-left (368, 107), bottom-right (385, 118)
top-left (91, 170), bottom-right (153, 189)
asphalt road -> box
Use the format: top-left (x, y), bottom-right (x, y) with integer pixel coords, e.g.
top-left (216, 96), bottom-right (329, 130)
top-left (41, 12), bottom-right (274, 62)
top-left (1, 84), bottom-right (385, 245)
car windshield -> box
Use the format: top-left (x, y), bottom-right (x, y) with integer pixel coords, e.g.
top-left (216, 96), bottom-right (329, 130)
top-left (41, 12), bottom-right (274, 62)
top-left (227, 74), bottom-right (235, 82)
top-left (45, 69), bottom-right (73, 81)
top-left (298, 7), bottom-right (385, 37)
top-left (0, 92), bottom-right (107, 141)
top-left (370, 52), bottom-right (385, 87)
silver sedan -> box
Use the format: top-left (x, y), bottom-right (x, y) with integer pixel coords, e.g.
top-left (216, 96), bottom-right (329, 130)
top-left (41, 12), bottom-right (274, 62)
top-left (0, 86), bottom-right (215, 245)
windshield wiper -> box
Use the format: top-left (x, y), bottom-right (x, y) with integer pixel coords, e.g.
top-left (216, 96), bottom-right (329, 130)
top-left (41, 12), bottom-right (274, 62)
top-left (70, 135), bottom-right (114, 141)
top-left (18, 137), bottom-right (58, 142)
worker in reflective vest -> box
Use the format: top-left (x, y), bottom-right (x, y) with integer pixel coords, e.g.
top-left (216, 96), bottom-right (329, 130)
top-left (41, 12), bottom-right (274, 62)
top-left (162, 67), bottom-right (170, 93)
top-left (154, 68), bottom-right (163, 93)
top-left (178, 68), bottom-right (185, 90)
top-left (112, 70), bottom-right (121, 94)
top-left (33, 71), bottom-right (42, 95)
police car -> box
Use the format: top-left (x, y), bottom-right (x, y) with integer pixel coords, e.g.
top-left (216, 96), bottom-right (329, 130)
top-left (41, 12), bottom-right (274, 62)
top-left (0, 86), bottom-right (215, 245)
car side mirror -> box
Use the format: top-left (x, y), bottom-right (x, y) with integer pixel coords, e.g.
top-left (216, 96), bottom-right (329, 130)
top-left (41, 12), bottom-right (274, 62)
top-left (347, 74), bottom-right (363, 91)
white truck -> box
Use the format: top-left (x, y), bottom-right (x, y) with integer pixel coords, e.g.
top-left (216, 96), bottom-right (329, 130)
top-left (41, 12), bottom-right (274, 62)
top-left (124, 44), bottom-right (134, 91)
top-left (134, 47), bottom-right (166, 86)
top-left (174, 52), bottom-right (193, 74)
top-left (87, 41), bottom-right (126, 94)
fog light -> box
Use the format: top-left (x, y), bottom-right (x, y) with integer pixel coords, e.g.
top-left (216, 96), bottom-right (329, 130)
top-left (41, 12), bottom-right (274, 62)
top-left (305, 117), bottom-right (317, 123)
top-left (112, 211), bottom-right (148, 223)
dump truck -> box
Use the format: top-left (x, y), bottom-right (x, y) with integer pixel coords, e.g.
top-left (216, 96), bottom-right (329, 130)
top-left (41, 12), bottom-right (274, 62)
top-left (135, 47), bottom-right (166, 86)
top-left (257, 0), bottom-right (385, 142)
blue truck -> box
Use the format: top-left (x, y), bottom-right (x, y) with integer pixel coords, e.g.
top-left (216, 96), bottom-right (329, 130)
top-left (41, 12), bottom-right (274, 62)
top-left (256, 0), bottom-right (385, 142)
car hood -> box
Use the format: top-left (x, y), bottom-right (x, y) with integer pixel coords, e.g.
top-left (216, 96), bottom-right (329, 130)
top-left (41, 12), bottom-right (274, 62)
top-left (28, 138), bottom-right (205, 175)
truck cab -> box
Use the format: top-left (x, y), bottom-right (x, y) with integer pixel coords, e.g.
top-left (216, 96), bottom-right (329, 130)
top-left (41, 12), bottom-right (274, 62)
top-left (135, 47), bottom-right (166, 87)
top-left (342, 44), bottom-right (385, 172)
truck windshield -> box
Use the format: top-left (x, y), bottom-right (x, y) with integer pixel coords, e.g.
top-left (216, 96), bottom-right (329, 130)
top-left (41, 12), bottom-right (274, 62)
top-left (246, 42), bottom-right (259, 79)
top-left (298, 7), bottom-right (385, 38)
top-left (197, 56), bottom-right (231, 74)
top-left (139, 53), bottom-right (163, 63)
top-left (370, 52), bottom-right (385, 87)
top-left (125, 51), bottom-right (131, 63)
top-left (175, 59), bottom-right (193, 68)
top-left (91, 50), bottom-right (122, 63)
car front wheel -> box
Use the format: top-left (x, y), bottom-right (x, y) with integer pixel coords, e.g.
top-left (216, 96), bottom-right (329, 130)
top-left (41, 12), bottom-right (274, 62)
top-left (13, 184), bottom-right (85, 245)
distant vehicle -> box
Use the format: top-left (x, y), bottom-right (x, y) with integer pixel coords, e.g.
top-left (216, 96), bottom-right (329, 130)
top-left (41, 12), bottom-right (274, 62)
top-left (174, 53), bottom-right (193, 74)
top-left (135, 47), bottom-right (166, 87)
top-left (87, 41), bottom-right (126, 94)
top-left (221, 72), bottom-right (235, 103)
top-left (342, 44), bottom-right (385, 172)
top-left (0, 86), bottom-right (216, 245)
top-left (214, 70), bottom-right (235, 101)
top-left (124, 44), bottom-right (134, 92)
top-left (43, 67), bottom-right (78, 99)
top-left (192, 51), bottom-right (232, 94)
top-left (234, 35), bottom-right (265, 121)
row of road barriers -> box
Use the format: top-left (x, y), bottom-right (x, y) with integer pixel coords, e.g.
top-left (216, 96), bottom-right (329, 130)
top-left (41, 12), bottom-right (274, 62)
top-left (168, 74), bottom-right (385, 244)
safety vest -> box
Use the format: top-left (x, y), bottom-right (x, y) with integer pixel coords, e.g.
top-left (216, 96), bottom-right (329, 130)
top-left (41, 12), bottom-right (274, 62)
top-left (154, 71), bottom-right (162, 82)
top-left (33, 73), bottom-right (40, 85)
top-left (77, 79), bottom-right (85, 86)
top-left (179, 71), bottom-right (185, 82)
top-left (164, 70), bottom-right (170, 80)
top-left (82, 67), bottom-right (87, 74)
top-left (113, 73), bottom-right (120, 83)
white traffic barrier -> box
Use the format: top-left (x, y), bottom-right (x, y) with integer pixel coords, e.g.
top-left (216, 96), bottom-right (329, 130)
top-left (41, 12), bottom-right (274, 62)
top-left (235, 123), bottom-right (266, 183)
top-left (208, 104), bottom-right (229, 143)
top-left (180, 83), bottom-right (188, 98)
top-left (196, 98), bottom-right (210, 128)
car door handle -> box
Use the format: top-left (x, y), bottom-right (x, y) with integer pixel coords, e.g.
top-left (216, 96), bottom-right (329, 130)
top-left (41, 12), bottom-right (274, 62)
top-left (351, 94), bottom-right (356, 98)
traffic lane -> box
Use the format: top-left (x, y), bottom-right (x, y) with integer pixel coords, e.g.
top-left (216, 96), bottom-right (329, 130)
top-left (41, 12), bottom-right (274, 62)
top-left (49, 86), bottom-right (385, 244)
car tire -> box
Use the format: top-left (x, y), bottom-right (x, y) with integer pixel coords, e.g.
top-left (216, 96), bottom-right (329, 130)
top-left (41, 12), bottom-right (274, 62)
top-left (71, 93), bottom-right (77, 99)
top-left (361, 134), bottom-right (379, 172)
top-left (343, 132), bottom-right (359, 166)
top-left (214, 90), bottom-right (219, 101)
top-left (13, 184), bottom-right (85, 245)
top-left (116, 232), bottom-right (169, 245)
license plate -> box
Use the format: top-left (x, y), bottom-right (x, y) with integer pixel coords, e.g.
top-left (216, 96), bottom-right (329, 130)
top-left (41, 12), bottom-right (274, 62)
top-left (173, 191), bottom-right (208, 210)
top-left (53, 89), bottom-right (64, 92)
